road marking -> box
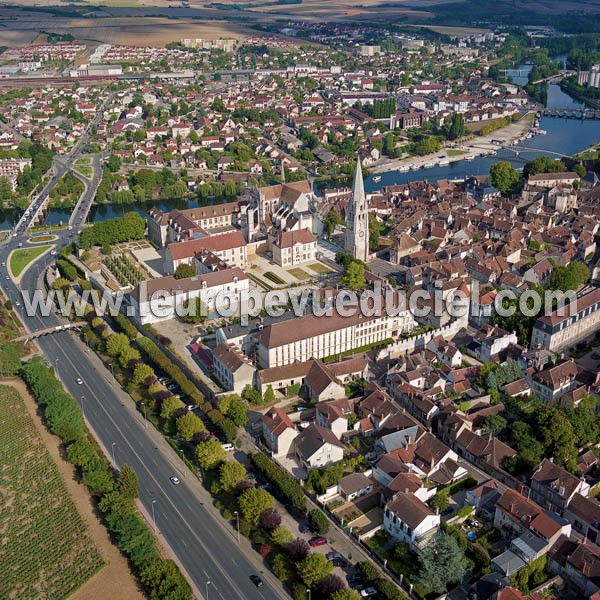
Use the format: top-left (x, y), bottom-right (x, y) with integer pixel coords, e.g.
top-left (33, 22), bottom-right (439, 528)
top-left (51, 340), bottom-right (261, 600)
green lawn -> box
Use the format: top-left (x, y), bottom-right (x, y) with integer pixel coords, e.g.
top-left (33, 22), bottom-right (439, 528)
top-left (288, 267), bottom-right (311, 280)
top-left (0, 385), bottom-right (104, 599)
top-left (74, 158), bottom-right (91, 165)
top-left (9, 245), bottom-right (51, 277)
top-left (447, 149), bottom-right (468, 157)
top-left (29, 234), bottom-right (57, 243)
top-left (74, 166), bottom-right (93, 177)
top-left (307, 262), bottom-right (333, 274)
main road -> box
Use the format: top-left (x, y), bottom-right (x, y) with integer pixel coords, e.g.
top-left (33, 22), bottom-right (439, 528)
top-left (0, 240), bottom-right (289, 600)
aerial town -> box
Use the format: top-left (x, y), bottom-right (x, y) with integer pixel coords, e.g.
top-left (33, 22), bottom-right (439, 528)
top-left (1, 2), bottom-right (600, 600)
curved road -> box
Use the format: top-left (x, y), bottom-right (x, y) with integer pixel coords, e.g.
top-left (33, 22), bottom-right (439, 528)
top-left (0, 233), bottom-right (289, 600)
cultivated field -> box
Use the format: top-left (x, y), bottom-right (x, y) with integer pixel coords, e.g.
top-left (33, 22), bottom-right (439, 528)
top-left (0, 13), bottom-right (251, 46)
top-left (0, 385), bottom-right (104, 599)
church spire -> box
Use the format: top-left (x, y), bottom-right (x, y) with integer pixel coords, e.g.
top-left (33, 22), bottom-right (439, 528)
top-left (344, 155), bottom-right (369, 263)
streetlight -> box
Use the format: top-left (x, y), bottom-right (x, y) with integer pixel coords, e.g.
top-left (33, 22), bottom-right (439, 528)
top-left (234, 510), bottom-right (240, 543)
top-left (141, 402), bottom-right (147, 428)
top-left (306, 590), bottom-right (311, 600)
top-left (111, 442), bottom-right (116, 466)
top-left (151, 500), bottom-right (157, 532)
top-left (205, 580), bottom-right (211, 600)
top-left (108, 362), bottom-right (115, 386)
top-left (81, 395), bottom-right (85, 420)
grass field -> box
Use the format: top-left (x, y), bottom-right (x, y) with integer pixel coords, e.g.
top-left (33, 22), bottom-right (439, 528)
top-left (9, 245), bottom-right (51, 277)
top-left (75, 166), bottom-right (93, 177)
top-left (0, 385), bottom-right (104, 599)
top-left (447, 149), bottom-right (469, 157)
top-left (307, 262), bottom-right (333, 274)
top-left (288, 267), bottom-right (311, 280)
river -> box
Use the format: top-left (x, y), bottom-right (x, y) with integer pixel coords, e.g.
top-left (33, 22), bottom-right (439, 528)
top-left (1, 70), bottom-right (598, 229)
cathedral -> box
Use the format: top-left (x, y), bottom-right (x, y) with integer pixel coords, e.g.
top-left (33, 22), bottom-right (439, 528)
top-left (344, 157), bottom-right (370, 263)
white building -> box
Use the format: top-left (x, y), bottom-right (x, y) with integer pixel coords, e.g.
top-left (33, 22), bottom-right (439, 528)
top-left (383, 492), bottom-right (440, 549)
top-left (262, 407), bottom-right (298, 458)
top-left (256, 294), bottom-right (415, 368)
top-left (212, 342), bottom-right (255, 395)
top-left (272, 228), bottom-right (317, 267)
top-left (128, 267), bottom-right (249, 325)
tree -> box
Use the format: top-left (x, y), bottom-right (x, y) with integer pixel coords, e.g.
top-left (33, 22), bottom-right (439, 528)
top-left (160, 395), bottom-right (185, 421)
top-left (219, 460), bottom-right (247, 493)
top-left (331, 590), bottom-right (361, 600)
top-left (320, 574), bottom-right (345, 595)
top-left (340, 261), bottom-right (366, 292)
top-left (358, 561), bottom-right (380, 582)
top-left (415, 532), bottom-right (469, 594)
top-left (174, 264), bottom-right (196, 280)
top-left (430, 489), bottom-right (450, 512)
top-left (263, 385), bottom-right (275, 404)
top-left (260, 507), bottom-right (282, 531)
top-left (139, 557), bottom-right (192, 600)
top-left (545, 261), bottom-right (590, 292)
top-left (218, 394), bottom-right (248, 427)
top-left (368, 213), bottom-right (383, 251)
top-left (242, 384), bottom-right (262, 405)
top-left (309, 508), bottom-right (330, 535)
top-left (271, 525), bottom-right (293, 547)
top-left (489, 161), bottom-right (521, 196)
top-left (238, 488), bottom-right (275, 525)
top-left (482, 415), bottom-right (507, 434)
top-left (272, 553), bottom-right (294, 582)
top-left (297, 553), bottom-right (333, 588)
top-left (0, 176), bottom-right (13, 201)
top-left (288, 537), bottom-right (310, 561)
top-left (131, 363), bottom-right (155, 386)
top-left (106, 332), bottom-right (131, 357)
top-left (119, 346), bottom-right (141, 369)
top-left (523, 156), bottom-right (566, 178)
top-left (176, 412), bottom-right (205, 442)
top-left (567, 394), bottom-right (600, 446)
top-left (448, 112), bottom-right (466, 140)
top-left (196, 439), bottom-right (226, 470)
top-left (0, 342), bottom-right (21, 376)
top-left (117, 464), bottom-right (139, 499)
top-left (535, 405), bottom-right (578, 471)
top-left (82, 464), bottom-right (115, 496)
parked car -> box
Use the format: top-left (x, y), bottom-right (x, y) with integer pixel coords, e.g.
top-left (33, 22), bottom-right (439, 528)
top-left (309, 536), bottom-right (327, 547)
top-left (361, 587), bottom-right (377, 598)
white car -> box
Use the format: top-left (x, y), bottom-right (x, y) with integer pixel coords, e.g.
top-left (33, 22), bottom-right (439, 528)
top-left (76, 378), bottom-right (83, 385)
top-left (169, 476), bottom-right (180, 485)
top-left (361, 588), bottom-right (377, 598)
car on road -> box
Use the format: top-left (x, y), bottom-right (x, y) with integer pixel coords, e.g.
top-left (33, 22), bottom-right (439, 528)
top-left (76, 378), bottom-right (83, 385)
top-left (169, 476), bottom-right (180, 485)
top-left (309, 536), bottom-right (327, 547)
top-left (249, 575), bottom-right (264, 588)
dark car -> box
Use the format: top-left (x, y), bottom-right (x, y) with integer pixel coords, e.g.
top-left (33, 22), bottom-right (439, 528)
top-left (249, 574), bottom-right (264, 588)
top-left (309, 536), bottom-right (327, 547)
top-left (299, 522), bottom-right (310, 533)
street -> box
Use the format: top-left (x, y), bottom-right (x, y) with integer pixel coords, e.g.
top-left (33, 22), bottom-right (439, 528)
top-left (1, 238), bottom-right (290, 600)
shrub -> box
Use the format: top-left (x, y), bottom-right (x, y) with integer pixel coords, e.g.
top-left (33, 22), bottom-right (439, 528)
top-left (309, 508), bottom-right (330, 535)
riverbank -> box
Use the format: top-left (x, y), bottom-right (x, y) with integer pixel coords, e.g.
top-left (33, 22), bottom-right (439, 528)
top-left (371, 111), bottom-right (537, 174)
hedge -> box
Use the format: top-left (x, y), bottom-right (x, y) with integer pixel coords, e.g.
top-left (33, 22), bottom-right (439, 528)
top-left (113, 312), bottom-right (138, 340)
top-left (22, 357), bottom-right (192, 600)
top-left (136, 337), bottom-right (203, 404)
top-left (250, 452), bottom-right (306, 512)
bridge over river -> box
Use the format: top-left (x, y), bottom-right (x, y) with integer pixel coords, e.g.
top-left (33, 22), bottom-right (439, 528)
top-left (541, 108), bottom-right (600, 119)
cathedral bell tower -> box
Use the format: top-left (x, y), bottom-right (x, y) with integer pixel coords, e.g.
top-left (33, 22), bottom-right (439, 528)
top-left (344, 156), bottom-right (369, 263)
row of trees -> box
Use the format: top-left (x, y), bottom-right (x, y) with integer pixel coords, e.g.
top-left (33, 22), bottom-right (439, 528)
top-left (21, 357), bottom-right (192, 599)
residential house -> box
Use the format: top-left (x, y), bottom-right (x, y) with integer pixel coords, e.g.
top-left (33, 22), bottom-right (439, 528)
top-left (531, 458), bottom-right (590, 514)
top-left (262, 406), bottom-right (298, 458)
top-left (294, 424), bottom-right (345, 470)
top-left (383, 492), bottom-right (440, 549)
